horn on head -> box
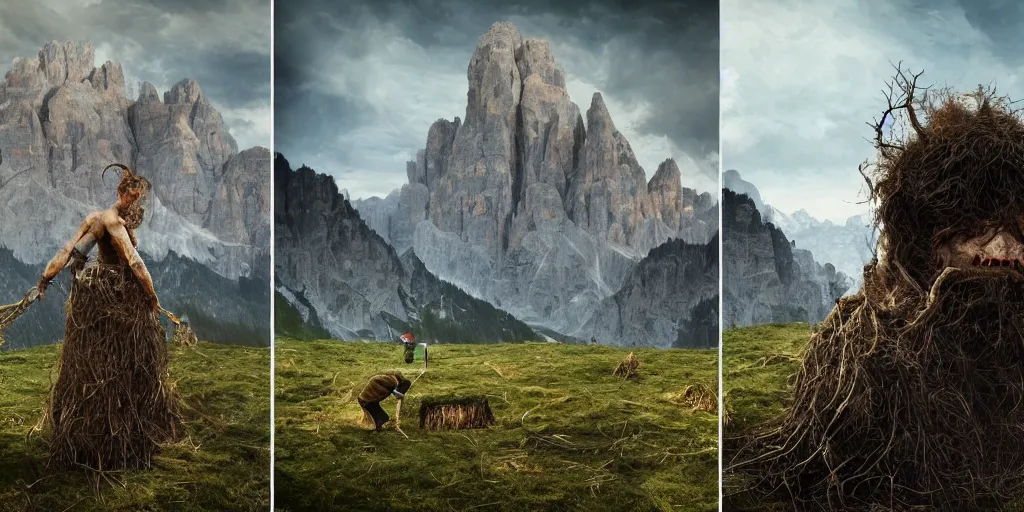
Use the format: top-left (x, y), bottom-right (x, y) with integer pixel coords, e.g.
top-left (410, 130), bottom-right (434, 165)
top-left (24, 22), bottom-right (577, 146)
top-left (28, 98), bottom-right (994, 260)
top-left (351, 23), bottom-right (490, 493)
top-left (101, 163), bottom-right (135, 181)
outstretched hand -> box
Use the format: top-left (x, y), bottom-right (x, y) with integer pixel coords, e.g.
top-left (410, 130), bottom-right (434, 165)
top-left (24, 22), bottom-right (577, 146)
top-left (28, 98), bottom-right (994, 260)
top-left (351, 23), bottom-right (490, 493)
top-left (36, 279), bottom-right (48, 301)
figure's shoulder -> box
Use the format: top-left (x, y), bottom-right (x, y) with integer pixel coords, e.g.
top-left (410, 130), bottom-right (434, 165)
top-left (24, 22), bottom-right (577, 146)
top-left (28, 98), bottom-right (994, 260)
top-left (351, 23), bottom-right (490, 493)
top-left (94, 208), bottom-right (123, 228)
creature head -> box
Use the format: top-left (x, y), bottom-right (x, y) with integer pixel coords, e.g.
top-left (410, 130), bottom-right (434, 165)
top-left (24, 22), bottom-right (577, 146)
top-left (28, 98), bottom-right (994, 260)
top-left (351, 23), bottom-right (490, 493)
top-left (103, 163), bottom-right (151, 230)
top-left (868, 83), bottom-right (1024, 293)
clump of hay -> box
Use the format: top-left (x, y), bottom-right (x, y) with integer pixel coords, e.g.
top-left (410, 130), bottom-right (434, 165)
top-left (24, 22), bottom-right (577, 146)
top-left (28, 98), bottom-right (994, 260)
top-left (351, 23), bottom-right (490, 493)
top-left (171, 322), bottom-right (198, 347)
top-left (46, 263), bottom-right (183, 470)
top-left (613, 352), bottom-right (640, 378)
top-left (671, 383), bottom-right (717, 413)
top-left (418, 396), bottom-right (495, 430)
top-left (727, 70), bottom-right (1024, 511)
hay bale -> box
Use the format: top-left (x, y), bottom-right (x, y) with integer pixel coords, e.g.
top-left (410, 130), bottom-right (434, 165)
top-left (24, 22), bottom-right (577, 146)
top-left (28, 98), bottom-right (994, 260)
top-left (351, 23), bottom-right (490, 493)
top-left (613, 352), bottom-right (640, 378)
top-left (46, 263), bottom-right (183, 470)
top-left (418, 396), bottom-right (494, 430)
top-left (728, 81), bottom-right (1024, 510)
top-left (171, 322), bottom-right (198, 347)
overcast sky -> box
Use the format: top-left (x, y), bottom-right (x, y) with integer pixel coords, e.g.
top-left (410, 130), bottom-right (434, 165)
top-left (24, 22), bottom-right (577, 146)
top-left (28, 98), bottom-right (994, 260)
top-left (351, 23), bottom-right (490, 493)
top-left (0, 0), bottom-right (270, 151)
top-left (275, 0), bottom-right (719, 200)
top-left (723, 0), bottom-right (1024, 223)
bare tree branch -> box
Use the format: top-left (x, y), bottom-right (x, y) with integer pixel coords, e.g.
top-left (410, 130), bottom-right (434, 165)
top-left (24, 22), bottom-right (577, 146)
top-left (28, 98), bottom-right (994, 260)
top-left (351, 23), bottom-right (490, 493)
top-left (867, 62), bottom-right (932, 161)
top-left (857, 160), bottom-right (875, 204)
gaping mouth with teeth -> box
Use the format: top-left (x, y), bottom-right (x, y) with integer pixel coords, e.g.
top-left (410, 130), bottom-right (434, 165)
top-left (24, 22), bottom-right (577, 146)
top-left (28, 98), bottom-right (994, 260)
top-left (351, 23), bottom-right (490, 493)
top-left (937, 227), bottom-right (1024, 275)
top-left (971, 255), bottom-right (1024, 271)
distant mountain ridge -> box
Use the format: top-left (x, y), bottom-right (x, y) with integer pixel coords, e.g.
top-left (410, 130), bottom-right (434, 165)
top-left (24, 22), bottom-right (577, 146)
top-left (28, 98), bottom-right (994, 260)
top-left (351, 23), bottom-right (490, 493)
top-left (578, 234), bottom-right (719, 348)
top-left (724, 169), bottom-right (876, 291)
top-left (722, 188), bottom-right (851, 328)
top-left (274, 153), bottom-right (536, 343)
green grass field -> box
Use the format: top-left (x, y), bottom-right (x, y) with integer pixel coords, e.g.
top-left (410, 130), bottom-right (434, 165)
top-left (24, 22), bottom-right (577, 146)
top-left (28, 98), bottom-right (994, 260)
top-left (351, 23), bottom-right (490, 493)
top-left (274, 338), bottom-right (719, 512)
top-left (721, 323), bottom-right (807, 436)
top-left (0, 342), bottom-right (270, 511)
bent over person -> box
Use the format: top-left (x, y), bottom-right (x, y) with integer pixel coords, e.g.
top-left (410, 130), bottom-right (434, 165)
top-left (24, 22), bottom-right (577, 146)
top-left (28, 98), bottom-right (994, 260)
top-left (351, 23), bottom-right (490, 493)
top-left (36, 163), bottom-right (181, 470)
top-left (358, 372), bottom-right (412, 432)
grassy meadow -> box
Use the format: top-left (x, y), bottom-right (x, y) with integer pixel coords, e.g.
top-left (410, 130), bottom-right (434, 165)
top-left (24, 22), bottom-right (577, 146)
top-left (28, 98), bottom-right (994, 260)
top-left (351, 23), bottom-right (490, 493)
top-left (274, 338), bottom-right (719, 512)
top-left (0, 342), bottom-right (270, 511)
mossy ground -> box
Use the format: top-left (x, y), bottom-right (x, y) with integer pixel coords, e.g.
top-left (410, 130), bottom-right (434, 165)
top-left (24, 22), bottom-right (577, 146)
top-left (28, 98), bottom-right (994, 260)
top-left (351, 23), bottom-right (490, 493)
top-left (274, 338), bottom-right (719, 512)
top-left (0, 342), bottom-right (270, 511)
top-left (722, 322), bottom-right (1024, 511)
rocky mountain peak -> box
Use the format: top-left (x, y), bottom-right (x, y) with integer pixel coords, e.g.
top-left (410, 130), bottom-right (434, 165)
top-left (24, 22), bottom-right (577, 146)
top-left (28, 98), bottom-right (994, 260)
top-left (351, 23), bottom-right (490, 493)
top-left (39, 41), bottom-right (95, 86)
top-left (650, 158), bottom-right (682, 193)
top-left (585, 92), bottom-right (614, 132)
top-left (350, 22), bottom-right (718, 338)
top-left (88, 61), bottom-right (126, 97)
top-left (0, 41), bottom-right (266, 280)
top-left (464, 21), bottom-right (523, 129)
top-left (5, 41), bottom-right (105, 94)
top-left (138, 81), bottom-right (160, 101)
top-left (516, 39), bottom-right (565, 88)
top-left (164, 77), bottom-right (202, 105)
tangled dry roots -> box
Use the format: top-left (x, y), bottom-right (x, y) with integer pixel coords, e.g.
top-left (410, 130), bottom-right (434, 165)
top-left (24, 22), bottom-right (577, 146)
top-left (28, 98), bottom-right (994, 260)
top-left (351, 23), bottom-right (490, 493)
top-left (727, 79), bottom-right (1024, 511)
top-left (46, 263), bottom-right (182, 470)
top-left (419, 396), bottom-right (495, 430)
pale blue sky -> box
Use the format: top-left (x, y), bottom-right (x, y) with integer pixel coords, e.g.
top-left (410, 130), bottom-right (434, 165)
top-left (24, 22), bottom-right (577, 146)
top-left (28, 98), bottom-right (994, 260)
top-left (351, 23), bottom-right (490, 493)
top-left (722, 0), bottom-right (1023, 223)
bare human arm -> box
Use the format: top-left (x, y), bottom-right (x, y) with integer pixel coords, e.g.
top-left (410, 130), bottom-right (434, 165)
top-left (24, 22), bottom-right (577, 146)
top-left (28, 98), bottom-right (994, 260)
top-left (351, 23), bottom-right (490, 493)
top-left (37, 218), bottom-right (92, 298)
top-left (107, 219), bottom-right (159, 311)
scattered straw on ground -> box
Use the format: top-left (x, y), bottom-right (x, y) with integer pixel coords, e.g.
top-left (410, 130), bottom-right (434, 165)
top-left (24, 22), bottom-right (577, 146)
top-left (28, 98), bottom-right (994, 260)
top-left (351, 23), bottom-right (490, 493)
top-left (613, 352), bottom-right (640, 378)
top-left (46, 263), bottom-right (183, 471)
top-left (668, 384), bottom-right (717, 413)
top-left (754, 353), bottom-right (799, 367)
top-left (419, 395), bottom-right (495, 430)
top-left (727, 73), bottom-right (1024, 511)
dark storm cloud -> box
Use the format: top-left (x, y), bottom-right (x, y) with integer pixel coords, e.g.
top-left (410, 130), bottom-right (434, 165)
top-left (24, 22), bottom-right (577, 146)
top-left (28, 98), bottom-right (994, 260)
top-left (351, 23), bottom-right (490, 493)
top-left (275, 0), bottom-right (719, 198)
top-left (722, 0), bottom-right (1020, 223)
top-left (955, 0), bottom-right (1024, 63)
top-left (0, 0), bottom-right (270, 149)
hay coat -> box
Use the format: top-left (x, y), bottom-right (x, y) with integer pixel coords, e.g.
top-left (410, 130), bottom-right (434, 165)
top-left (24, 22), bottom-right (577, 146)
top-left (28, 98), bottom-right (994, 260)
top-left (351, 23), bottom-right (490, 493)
top-left (358, 373), bottom-right (411, 403)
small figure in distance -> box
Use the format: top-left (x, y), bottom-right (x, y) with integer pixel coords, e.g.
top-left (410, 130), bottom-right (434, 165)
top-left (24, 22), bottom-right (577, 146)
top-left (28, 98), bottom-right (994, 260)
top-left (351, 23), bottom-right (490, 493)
top-left (398, 332), bottom-right (416, 363)
top-left (358, 372), bottom-right (412, 432)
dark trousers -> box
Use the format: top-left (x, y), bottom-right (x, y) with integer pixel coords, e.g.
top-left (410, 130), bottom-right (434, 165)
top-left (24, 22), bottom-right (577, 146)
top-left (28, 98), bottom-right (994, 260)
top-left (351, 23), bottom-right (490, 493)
top-left (359, 399), bottom-right (389, 430)
top-left (403, 343), bottom-right (415, 364)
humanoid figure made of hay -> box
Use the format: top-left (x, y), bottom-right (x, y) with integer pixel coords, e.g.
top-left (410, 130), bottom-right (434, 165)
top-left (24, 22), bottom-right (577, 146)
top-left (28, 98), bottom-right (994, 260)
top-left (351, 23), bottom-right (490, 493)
top-left (36, 163), bottom-right (182, 471)
top-left (726, 66), bottom-right (1024, 511)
